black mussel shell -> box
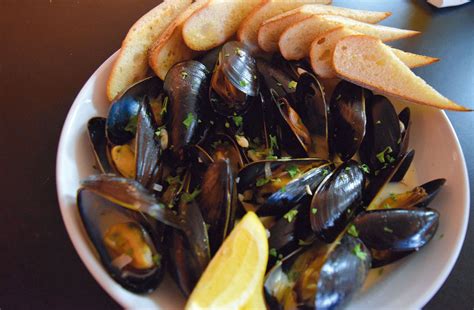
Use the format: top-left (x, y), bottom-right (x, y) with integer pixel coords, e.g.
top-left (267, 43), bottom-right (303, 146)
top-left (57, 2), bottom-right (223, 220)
top-left (274, 95), bottom-right (311, 158)
top-left (78, 188), bottom-right (165, 293)
top-left (294, 72), bottom-right (330, 158)
top-left (415, 178), bottom-right (446, 208)
top-left (398, 107), bottom-right (411, 156)
top-left (390, 148), bottom-right (414, 182)
top-left (87, 117), bottom-right (116, 174)
top-left (370, 249), bottom-right (412, 268)
top-left (107, 76), bottom-right (163, 145)
top-left (360, 95), bottom-right (401, 172)
top-left (164, 61), bottom-right (209, 160)
top-left (256, 58), bottom-right (296, 99)
top-left (237, 159), bottom-right (330, 216)
top-left (135, 99), bottom-right (162, 189)
top-left (199, 158), bottom-right (236, 253)
top-left (310, 160), bottom-right (366, 243)
top-left (197, 45), bottom-right (221, 72)
top-left (210, 41), bottom-right (259, 116)
top-left (354, 208), bottom-right (439, 251)
top-left (329, 80), bottom-right (368, 162)
top-left (81, 174), bottom-right (183, 229)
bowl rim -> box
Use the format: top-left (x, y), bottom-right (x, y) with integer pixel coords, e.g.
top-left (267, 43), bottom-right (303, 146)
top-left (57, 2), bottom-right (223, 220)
top-left (56, 51), bottom-right (470, 309)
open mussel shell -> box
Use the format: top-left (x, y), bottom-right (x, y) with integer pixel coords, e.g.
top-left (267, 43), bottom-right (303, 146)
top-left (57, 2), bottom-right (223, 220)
top-left (209, 41), bottom-right (259, 116)
top-left (237, 159), bottom-right (331, 217)
top-left (390, 148), bottom-right (414, 183)
top-left (354, 208), bottom-right (439, 251)
top-left (265, 235), bottom-right (371, 310)
top-left (87, 117), bottom-right (116, 174)
top-left (256, 58), bottom-right (296, 99)
top-left (77, 188), bottom-right (165, 293)
top-left (310, 160), bottom-right (366, 243)
top-left (294, 72), bottom-right (330, 159)
top-left (329, 80), bottom-right (368, 162)
top-left (164, 60), bottom-right (209, 160)
top-left (81, 174), bottom-right (183, 230)
top-left (360, 95), bottom-right (401, 172)
top-left (135, 99), bottom-right (162, 189)
top-left (107, 76), bottom-right (163, 145)
top-left (273, 95), bottom-right (311, 158)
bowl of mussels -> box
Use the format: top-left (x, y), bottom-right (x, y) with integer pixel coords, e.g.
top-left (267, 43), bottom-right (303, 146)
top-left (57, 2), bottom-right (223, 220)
top-left (57, 39), bottom-right (470, 309)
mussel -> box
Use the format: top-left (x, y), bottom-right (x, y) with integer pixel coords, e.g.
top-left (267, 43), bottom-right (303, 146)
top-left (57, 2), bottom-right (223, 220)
top-left (87, 117), bottom-right (116, 174)
top-left (164, 60), bottom-right (209, 159)
top-left (77, 188), bottom-right (165, 293)
top-left (209, 41), bottom-right (259, 116)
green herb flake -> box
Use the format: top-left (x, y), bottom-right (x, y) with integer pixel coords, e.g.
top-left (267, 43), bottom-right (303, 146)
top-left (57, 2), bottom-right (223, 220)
top-left (348, 224), bottom-right (359, 238)
top-left (359, 164), bottom-right (370, 174)
top-left (298, 239), bottom-right (312, 246)
top-left (288, 80), bottom-right (298, 89)
top-left (235, 47), bottom-right (244, 56)
top-left (269, 248), bottom-right (278, 258)
top-left (439, 233), bottom-right (444, 239)
top-left (353, 244), bottom-right (367, 260)
top-left (160, 96), bottom-right (169, 116)
top-left (384, 226), bottom-right (393, 233)
top-left (345, 167), bottom-right (351, 171)
top-left (269, 134), bottom-right (279, 151)
top-left (225, 121), bottom-right (230, 128)
top-left (166, 175), bottom-right (181, 185)
top-left (280, 186), bottom-right (287, 193)
top-left (180, 71), bottom-right (188, 79)
top-left (124, 115), bottom-right (138, 133)
top-left (239, 80), bottom-right (248, 87)
top-left (286, 165), bottom-right (300, 179)
top-left (256, 177), bottom-right (271, 187)
top-left (266, 155), bottom-right (278, 160)
top-left (376, 146), bottom-right (393, 164)
top-left (183, 113), bottom-right (195, 129)
top-left (335, 94), bottom-right (342, 101)
top-left (383, 203), bottom-right (391, 209)
top-left (233, 114), bottom-right (243, 127)
top-left (182, 188), bottom-right (201, 203)
top-left (152, 254), bottom-right (162, 267)
top-left (389, 193), bottom-right (398, 202)
top-left (283, 209), bottom-right (298, 223)
top-left (311, 207), bottom-right (318, 215)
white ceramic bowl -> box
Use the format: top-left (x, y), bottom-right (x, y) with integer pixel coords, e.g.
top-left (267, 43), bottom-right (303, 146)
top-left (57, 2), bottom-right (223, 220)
top-left (56, 52), bottom-right (470, 309)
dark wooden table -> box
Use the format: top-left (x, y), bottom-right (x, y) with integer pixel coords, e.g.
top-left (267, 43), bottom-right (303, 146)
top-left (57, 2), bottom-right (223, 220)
top-left (1, 0), bottom-right (472, 308)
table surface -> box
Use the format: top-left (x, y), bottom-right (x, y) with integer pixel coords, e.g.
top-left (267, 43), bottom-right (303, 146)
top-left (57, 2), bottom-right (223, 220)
top-left (1, 0), bottom-right (473, 308)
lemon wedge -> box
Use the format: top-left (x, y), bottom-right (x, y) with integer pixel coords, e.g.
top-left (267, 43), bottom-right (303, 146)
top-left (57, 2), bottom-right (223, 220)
top-left (186, 211), bottom-right (268, 310)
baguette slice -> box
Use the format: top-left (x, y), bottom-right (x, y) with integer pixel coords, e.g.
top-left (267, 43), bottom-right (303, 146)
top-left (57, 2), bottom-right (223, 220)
top-left (237, 0), bottom-right (331, 53)
top-left (310, 27), bottom-right (439, 78)
top-left (106, 0), bottom-right (192, 101)
top-left (280, 15), bottom-right (419, 60)
top-left (257, 4), bottom-right (391, 53)
top-left (149, 0), bottom-right (209, 80)
top-left (333, 35), bottom-right (470, 111)
top-left (182, 0), bottom-right (264, 51)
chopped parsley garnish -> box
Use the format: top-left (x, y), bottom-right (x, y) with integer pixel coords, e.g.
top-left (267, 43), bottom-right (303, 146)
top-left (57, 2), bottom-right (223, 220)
top-left (155, 128), bottom-right (162, 137)
top-left (181, 71), bottom-right (188, 79)
top-left (376, 146), bottom-right (393, 164)
top-left (182, 188), bottom-right (201, 203)
top-left (160, 96), bottom-right (168, 115)
top-left (256, 177), bottom-right (271, 187)
top-left (269, 134), bottom-right (279, 151)
top-left (283, 209), bottom-right (298, 223)
top-left (232, 114), bottom-right (243, 127)
top-left (322, 169), bottom-right (330, 176)
top-left (280, 186), bottom-right (286, 193)
top-left (152, 254), bottom-right (162, 267)
top-left (348, 224), bottom-right (359, 237)
top-left (345, 167), bottom-right (351, 171)
top-left (288, 80), bottom-right (298, 89)
top-left (298, 239), bottom-right (313, 246)
top-left (286, 165), bottom-right (300, 178)
top-left (383, 226), bottom-right (393, 233)
top-left (124, 115), bottom-right (138, 133)
top-left (389, 193), bottom-right (398, 201)
top-left (353, 244), bottom-right (367, 260)
top-left (183, 113), bottom-right (195, 129)
top-left (239, 80), bottom-right (248, 87)
top-left (225, 121), bottom-right (230, 128)
top-left (266, 155), bottom-right (278, 160)
top-left (439, 233), bottom-right (444, 239)
top-left (269, 248), bottom-right (278, 257)
top-left (386, 154), bottom-right (396, 163)
top-left (311, 207), bottom-right (318, 215)
top-left (234, 47), bottom-right (244, 56)
top-left (166, 175), bottom-right (181, 185)
top-left (383, 203), bottom-right (391, 209)
top-left (359, 164), bottom-right (370, 174)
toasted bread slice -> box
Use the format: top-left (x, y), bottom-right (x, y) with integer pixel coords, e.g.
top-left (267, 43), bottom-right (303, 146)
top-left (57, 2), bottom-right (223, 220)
top-left (257, 4), bottom-right (391, 53)
top-left (106, 0), bottom-right (192, 101)
top-left (182, 0), bottom-right (264, 51)
top-left (237, 0), bottom-right (331, 53)
top-left (149, 0), bottom-right (209, 80)
top-left (310, 27), bottom-right (439, 78)
top-left (333, 35), bottom-right (470, 111)
top-left (280, 15), bottom-right (420, 60)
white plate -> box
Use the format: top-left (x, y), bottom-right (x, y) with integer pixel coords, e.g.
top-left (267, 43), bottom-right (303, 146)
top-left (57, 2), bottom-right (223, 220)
top-left (56, 52), bottom-right (470, 309)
